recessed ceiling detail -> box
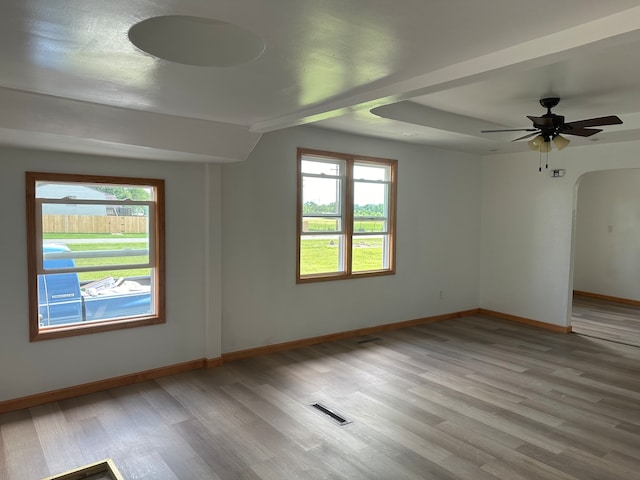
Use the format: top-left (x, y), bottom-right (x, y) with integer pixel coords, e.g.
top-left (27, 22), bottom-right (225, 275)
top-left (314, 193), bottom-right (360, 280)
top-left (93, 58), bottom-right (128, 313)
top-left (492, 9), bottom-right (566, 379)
top-left (0, 1), bottom-right (638, 161)
top-left (128, 15), bottom-right (265, 67)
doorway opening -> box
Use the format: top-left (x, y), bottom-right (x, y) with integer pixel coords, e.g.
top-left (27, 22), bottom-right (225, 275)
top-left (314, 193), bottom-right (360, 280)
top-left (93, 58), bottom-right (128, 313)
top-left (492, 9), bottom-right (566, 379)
top-left (571, 169), bottom-right (640, 347)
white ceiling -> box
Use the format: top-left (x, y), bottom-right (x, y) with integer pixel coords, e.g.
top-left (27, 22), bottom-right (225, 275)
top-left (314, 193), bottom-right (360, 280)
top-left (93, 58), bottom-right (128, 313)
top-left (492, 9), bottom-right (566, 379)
top-left (1, 0), bottom-right (640, 161)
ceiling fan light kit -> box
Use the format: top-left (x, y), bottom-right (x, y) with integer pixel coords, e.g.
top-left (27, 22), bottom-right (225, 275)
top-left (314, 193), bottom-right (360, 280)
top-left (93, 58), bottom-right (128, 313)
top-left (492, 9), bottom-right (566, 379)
top-left (527, 134), bottom-right (545, 151)
top-left (540, 139), bottom-right (552, 153)
top-left (552, 134), bottom-right (571, 151)
top-left (527, 133), bottom-right (571, 152)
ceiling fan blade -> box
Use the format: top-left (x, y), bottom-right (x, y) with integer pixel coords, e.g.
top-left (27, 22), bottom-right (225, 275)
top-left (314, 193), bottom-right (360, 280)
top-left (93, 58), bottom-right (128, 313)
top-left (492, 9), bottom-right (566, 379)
top-left (563, 115), bottom-right (623, 129)
top-left (511, 131), bottom-right (540, 142)
top-left (563, 127), bottom-right (602, 137)
top-left (481, 128), bottom-right (537, 133)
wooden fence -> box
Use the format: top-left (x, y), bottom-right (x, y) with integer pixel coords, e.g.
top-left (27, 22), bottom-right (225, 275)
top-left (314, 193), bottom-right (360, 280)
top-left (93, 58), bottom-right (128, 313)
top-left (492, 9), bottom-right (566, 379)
top-left (43, 215), bottom-right (148, 234)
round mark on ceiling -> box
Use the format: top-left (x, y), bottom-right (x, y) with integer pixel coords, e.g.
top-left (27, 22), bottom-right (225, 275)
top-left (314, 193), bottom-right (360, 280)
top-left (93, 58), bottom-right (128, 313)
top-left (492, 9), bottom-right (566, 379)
top-left (128, 16), bottom-right (265, 67)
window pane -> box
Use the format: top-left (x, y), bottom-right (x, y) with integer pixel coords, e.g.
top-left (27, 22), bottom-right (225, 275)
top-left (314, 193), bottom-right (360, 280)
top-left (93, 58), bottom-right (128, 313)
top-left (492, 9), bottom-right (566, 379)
top-left (353, 219), bottom-right (387, 233)
top-left (301, 159), bottom-right (342, 175)
top-left (40, 203), bottom-right (150, 270)
top-left (42, 238), bottom-right (150, 271)
top-left (300, 235), bottom-right (343, 275)
top-left (352, 235), bottom-right (387, 273)
top-left (302, 217), bottom-right (341, 233)
top-left (354, 182), bottom-right (387, 217)
top-left (354, 163), bottom-right (390, 181)
top-left (39, 232), bottom-right (153, 327)
top-left (38, 271), bottom-right (152, 327)
top-left (36, 181), bottom-right (153, 201)
top-left (303, 177), bottom-right (341, 215)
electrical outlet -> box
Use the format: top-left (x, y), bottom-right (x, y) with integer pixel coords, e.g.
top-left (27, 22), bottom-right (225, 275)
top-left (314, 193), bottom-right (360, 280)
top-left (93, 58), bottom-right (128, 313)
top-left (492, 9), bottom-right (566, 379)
top-left (439, 290), bottom-right (444, 300)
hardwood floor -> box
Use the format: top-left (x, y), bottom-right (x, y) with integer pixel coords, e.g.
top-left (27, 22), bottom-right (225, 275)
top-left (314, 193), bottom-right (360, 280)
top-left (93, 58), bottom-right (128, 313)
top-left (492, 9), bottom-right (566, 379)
top-left (2, 313), bottom-right (640, 479)
top-left (572, 295), bottom-right (640, 347)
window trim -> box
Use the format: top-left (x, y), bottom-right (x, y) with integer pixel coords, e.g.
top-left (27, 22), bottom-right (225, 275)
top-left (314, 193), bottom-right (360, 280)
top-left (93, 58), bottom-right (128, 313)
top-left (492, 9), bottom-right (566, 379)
top-left (296, 148), bottom-right (397, 283)
top-left (26, 172), bottom-right (166, 341)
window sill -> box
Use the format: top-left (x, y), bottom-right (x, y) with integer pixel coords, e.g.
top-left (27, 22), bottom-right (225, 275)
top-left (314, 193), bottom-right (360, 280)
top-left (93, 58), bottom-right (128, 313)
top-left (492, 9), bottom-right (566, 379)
top-left (30, 315), bottom-right (165, 341)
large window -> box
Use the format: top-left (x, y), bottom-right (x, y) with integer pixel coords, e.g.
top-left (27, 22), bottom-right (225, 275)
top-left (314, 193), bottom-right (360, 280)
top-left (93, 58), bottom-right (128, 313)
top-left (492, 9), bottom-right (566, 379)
top-left (26, 172), bottom-right (165, 341)
top-left (297, 148), bottom-right (397, 282)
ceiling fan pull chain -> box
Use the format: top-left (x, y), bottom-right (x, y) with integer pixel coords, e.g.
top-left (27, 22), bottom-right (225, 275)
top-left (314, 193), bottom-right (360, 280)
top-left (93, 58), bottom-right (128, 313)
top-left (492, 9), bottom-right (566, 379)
top-left (539, 151), bottom-right (542, 172)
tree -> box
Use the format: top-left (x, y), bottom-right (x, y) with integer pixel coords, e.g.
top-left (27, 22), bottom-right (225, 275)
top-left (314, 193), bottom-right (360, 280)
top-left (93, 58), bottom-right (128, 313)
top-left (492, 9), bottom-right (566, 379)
top-left (95, 186), bottom-right (151, 215)
top-left (354, 203), bottom-right (384, 217)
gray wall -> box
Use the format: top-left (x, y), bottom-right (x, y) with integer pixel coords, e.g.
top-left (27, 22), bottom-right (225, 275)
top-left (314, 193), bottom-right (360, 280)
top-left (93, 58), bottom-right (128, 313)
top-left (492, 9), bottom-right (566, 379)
top-left (0, 147), bottom-right (222, 402)
top-left (221, 126), bottom-right (483, 352)
top-left (480, 141), bottom-right (640, 327)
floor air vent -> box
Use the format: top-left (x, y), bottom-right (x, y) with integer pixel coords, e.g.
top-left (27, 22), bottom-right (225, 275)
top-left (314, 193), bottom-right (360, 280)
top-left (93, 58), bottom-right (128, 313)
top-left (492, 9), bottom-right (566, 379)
top-left (310, 402), bottom-right (352, 426)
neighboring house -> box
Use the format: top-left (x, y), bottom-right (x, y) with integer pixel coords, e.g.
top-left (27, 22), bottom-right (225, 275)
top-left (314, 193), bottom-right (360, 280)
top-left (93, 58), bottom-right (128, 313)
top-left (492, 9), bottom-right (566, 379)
top-left (37, 184), bottom-right (108, 216)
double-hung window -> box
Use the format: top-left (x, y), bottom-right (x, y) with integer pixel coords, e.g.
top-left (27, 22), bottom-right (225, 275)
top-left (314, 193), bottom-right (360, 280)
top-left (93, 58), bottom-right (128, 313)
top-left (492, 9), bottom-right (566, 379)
top-left (297, 148), bottom-right (397, 282)
top-left (26, 172), bottom-right (165, 341)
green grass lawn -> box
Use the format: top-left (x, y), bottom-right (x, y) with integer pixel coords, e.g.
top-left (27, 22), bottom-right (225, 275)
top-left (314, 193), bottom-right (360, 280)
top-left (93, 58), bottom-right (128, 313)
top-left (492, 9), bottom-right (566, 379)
top-left (47, 233), bottom-right (383, 280)
top-left (304, 218), bottom-right (385, 232)
top-left (352, 238), bottom-right (385, 272)
top-left (300, 237), bottom-right (384, 275)
top-left (65, 242), bottom-right (150, 281)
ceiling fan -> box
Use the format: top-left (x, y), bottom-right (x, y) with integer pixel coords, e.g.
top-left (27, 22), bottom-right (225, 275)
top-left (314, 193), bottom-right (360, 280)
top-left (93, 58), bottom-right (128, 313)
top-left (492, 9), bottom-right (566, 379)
top-left (481, 97), bottom-right (623, 152)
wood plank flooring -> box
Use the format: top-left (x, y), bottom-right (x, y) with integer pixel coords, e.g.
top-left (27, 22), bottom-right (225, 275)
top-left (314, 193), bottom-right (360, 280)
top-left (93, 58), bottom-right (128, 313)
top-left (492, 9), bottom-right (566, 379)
top-left (572, 295), bottom-right (640, 347)
top-left (2, 313), bottom-right (640, 479)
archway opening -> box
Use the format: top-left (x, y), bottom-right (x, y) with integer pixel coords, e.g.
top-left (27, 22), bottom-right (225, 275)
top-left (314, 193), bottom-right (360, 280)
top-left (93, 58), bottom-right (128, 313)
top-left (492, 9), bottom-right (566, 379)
top-left (570, 168), bottom-right (640, 347)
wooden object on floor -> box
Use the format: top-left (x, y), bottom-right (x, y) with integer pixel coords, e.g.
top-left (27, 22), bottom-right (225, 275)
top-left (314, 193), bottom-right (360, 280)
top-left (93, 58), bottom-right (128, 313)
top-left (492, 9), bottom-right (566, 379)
top-left (41, 459), bottom-right (123, 480)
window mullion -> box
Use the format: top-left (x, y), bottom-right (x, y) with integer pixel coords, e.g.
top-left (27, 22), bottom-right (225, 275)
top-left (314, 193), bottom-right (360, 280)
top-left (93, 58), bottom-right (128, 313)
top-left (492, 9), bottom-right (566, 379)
top-left (344, 160), bottom-right (354, 275)
top-left (42, 263), bottom-right (153, 275)
top-left (39, 198), bottom-right (153, 206)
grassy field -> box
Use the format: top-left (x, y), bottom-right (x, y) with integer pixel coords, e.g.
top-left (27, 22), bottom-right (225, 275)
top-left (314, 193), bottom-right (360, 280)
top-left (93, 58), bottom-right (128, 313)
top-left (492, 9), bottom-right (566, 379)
top-left (301, 217), bottom-right (387, 274)
top-left (300, 237), bottom-right (384, 275)
top-left (47, 240), bottom-right (150, 281)
top-left (304, 218), bottom-right (385, 233)
top-left (44, 233), bottom-right (150, 281)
